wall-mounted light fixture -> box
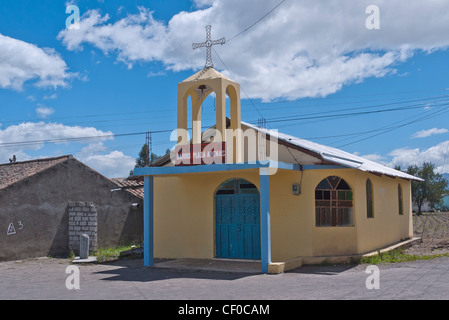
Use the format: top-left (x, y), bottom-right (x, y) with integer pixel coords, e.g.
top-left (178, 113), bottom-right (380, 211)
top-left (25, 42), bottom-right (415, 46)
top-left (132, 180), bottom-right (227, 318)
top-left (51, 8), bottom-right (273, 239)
top-left (131, 203), bottom-right (141, 210)
top-left (292, 183), bottom-right (301, 195)
top-left (292, 167), bottom-right (304, 195)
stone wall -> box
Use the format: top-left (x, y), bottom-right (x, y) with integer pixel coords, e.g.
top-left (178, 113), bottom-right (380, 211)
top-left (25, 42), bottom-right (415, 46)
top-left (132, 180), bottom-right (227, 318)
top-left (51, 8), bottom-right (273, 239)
top-left (0, 157), bottom-right (143, 262)
top-left (68, 201), bottom-right (98, 255)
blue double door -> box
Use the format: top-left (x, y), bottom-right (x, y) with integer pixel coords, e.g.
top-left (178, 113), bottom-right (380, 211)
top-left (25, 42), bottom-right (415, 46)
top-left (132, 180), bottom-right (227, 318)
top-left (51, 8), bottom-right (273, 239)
top-left (215, 179), bottom-right (261, 260)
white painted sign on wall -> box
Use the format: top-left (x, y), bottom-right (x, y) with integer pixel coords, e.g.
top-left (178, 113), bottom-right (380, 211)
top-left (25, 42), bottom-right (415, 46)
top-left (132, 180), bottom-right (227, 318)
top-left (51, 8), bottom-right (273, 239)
top-left (7, 223), bottom-right (16, 235)
top-left (6, 221), bottom-right (23, 236)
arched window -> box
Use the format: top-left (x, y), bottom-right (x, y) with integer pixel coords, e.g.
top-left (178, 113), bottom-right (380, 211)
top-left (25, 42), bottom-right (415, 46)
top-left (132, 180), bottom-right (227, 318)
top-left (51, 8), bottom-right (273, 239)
top-left (315, 176), bottom-right (353, 227)
top-left (398, 184), bottom-right (403, 215)
top-left (366, 179), bottom-right (374, 218)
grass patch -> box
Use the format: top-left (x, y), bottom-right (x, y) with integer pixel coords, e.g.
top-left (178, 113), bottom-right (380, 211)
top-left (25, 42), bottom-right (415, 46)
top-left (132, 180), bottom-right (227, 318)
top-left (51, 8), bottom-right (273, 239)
top-left (68, 249), bottom-right (75, 261)
top-left (93, 244), bottom-right (139, 263)
top-left (361, 249), bottom-right (449, 265)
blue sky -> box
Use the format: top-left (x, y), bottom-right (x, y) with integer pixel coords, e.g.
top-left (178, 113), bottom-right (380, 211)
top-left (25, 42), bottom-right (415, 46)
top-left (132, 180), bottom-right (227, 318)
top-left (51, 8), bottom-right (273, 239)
top-left (1, 0), bottom-right (449, 177)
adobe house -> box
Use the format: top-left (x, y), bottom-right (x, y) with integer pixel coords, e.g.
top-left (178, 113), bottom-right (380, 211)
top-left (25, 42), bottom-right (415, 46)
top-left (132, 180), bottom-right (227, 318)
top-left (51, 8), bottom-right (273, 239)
top-left (134, 67), bottom-right (422, 273)
top-left (0, 155), bottom-right (143, 262)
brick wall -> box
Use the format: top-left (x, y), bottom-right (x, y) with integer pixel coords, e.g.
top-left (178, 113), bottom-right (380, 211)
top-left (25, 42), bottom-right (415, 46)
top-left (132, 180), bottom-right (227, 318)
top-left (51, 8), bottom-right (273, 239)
top-left (68, 201), bottom-right (98, 255)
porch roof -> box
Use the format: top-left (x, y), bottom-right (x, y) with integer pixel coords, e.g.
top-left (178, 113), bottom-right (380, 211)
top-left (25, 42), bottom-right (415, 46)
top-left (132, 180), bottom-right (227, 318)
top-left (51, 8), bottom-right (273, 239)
top-left (133, 160), bottom-right (309, 177)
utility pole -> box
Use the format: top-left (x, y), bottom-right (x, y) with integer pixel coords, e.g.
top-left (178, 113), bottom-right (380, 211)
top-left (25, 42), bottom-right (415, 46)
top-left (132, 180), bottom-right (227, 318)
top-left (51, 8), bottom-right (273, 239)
top-left (145, 132), bottom-right (151, 166)
top-left (149, 132), bottom-right (153, 166)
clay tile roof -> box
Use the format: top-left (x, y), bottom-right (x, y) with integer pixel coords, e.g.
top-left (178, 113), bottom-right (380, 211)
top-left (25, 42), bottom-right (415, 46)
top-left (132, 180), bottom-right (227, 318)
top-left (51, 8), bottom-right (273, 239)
top-left (0, 155), bottom-right (72, 191)
top-left (109, 177), bottom-right (144, 199)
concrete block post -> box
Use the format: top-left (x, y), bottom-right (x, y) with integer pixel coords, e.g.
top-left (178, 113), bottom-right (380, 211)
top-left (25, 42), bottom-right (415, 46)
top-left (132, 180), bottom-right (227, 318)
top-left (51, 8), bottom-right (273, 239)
top-left (68, 201), bottom-right (98, 256)
top-left (80, 234), bottom-right (89, 259)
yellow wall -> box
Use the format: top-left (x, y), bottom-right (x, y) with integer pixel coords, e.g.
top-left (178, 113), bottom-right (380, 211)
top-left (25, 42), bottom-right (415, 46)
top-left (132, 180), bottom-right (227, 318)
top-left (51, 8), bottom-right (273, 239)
top-left (153, 171), bottom-right (260, 259)
top-left (153, 168), bottom-right (413, 261)
top-left (355, 173), bottom-right (413, 254)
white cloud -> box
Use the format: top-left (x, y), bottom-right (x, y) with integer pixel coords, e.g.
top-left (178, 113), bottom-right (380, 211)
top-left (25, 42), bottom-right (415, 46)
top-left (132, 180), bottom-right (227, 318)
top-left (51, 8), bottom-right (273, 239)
top-left (0, 122), bottom-right (135, 178)
top-left (81, 150), bottom-right (135, 178)
top-left (412, 127), bottom-right (448, 138)
top-left (0, 34), bottom-right (73, 90)
top-left (147, 70), bottom-right (166, 78)
top-left (360, 153), bottom-right (386, 163)
top-left (36, 105), bottom-right (55, 119)
top-left (77, 141), bottom-right (108, 157)
top-left (0, 122), bottom-right (113, 164)
top-left (76, 141), bottom-right (136, 178)
top-left (388, 141), bottom-right (449, 173)
top-left (43, 93), bottom-right (58, 100)
top-left (58, 1), bottom-right (449, 101)
top-left (57, 8), bottom-right (168, 69)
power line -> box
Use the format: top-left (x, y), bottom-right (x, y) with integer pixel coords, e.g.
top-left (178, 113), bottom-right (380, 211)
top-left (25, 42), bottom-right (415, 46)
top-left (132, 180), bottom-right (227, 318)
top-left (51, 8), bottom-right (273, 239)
top-left (0, 109), bottom-right (173, 126)
top-left (3, 87), bottom-right (449, 152)
top-left (288, 104), bottom-right (449, 142)
top-left (331, 100), bottom-right (449, 146)
top-left (255, 100), bottom-right (449, 125)
top-left (0, 131), bottom-right (147, 148)
top-left (212, 47), bottom-right (270, 128)
top-left (336, 104), bottom-right (449, 148)
top-left (227, 0), bottom-right (287, 42)
top-left (5, 95), bottom-right (441, 135)
top-left (2, 99), bottom-right (448, 148)
top-left (0, 122), bottom-right (239, 149)
top-left (5, 90), bottom-right (448, 131)
top-left (251, 94), bottom-right (449, 112)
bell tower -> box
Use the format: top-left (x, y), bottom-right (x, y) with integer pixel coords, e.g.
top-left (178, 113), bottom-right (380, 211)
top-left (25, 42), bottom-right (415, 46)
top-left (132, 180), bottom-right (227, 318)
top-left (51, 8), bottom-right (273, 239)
top-left (177, 67), bottom-right (242, 163)
top-left (176, 25), bottom-right (242, 164)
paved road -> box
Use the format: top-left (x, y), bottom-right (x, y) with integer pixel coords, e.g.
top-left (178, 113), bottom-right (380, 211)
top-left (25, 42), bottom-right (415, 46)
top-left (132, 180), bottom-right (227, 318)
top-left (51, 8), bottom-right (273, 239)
top-left (0, 256), bottom-right (449, 300)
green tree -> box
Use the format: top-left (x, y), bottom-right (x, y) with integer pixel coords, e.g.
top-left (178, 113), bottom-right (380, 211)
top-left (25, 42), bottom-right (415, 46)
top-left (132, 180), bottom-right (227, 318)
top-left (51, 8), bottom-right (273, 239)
top-left (135, 143), bottom-right (151, 168)
top-left (405, 162), bottom-right (448, 215)
top-left (129, 144), bottom-right (166, 176)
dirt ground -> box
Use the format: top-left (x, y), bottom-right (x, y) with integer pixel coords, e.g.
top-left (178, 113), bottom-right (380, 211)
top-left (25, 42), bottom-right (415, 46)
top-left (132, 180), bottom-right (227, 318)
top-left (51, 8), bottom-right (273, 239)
top-left (404, 212), bottom-right (449, 256)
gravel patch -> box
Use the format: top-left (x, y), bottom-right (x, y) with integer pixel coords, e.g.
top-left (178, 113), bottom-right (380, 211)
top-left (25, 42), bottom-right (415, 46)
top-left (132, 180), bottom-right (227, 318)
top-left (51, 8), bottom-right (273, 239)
top-left (404, 212), bottom-right (449, 256)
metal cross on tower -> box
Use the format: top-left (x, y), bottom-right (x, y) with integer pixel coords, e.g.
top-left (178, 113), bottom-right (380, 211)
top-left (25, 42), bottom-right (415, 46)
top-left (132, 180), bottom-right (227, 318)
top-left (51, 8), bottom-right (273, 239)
top-left (192, 25), bottom-right (226, 69)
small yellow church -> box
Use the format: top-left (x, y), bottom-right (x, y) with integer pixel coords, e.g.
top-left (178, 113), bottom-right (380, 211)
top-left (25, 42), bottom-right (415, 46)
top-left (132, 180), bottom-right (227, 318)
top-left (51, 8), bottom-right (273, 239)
top-left (134, 65), bottom-right (421, 273)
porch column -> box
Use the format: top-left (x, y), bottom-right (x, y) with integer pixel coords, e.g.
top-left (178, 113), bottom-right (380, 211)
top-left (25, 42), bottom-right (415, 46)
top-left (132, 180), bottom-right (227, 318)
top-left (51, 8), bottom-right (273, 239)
top-left (259, 168), bottom-right (271, 273)
top-left (144, 175), bottom-right (154, 267)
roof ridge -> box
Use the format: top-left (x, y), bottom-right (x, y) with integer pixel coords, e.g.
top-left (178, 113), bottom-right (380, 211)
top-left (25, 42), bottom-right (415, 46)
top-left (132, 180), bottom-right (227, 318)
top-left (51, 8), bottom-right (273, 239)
top-left (0, 155), bottom-right (74, 191)
top-left (0, 155), bottom-right (72, 167)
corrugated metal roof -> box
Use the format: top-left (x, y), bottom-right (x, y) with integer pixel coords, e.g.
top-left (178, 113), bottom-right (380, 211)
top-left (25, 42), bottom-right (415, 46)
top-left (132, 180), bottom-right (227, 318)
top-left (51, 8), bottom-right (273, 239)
top-left (242, 121), bottom-right (423, 181)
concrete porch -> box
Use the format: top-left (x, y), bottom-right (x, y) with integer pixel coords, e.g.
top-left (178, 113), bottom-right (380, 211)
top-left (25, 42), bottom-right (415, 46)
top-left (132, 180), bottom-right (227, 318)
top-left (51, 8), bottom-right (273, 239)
top-left (150, 237), bottom-right (420, 274)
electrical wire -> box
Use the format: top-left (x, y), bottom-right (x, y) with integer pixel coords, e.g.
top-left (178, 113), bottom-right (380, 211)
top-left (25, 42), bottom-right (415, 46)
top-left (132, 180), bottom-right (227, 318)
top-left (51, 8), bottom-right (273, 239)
top-left (336, 104), bottom-right (449, 148)
top-left (227, 0), bottom-right (287, 42)
top-left (2, 100), bottom-right (447, 149)
top-left (212, 46), bottom-right (271, 128)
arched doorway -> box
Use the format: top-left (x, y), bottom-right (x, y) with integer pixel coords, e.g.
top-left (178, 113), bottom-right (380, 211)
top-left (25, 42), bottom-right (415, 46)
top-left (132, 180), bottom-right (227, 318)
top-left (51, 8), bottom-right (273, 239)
top-left (215, 178), bottom-right (261, 260)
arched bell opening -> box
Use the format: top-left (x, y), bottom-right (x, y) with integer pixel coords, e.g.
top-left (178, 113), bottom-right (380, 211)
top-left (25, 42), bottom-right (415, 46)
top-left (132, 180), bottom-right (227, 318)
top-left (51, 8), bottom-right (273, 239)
top-left (176, 70), bottom-right (242, 163)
